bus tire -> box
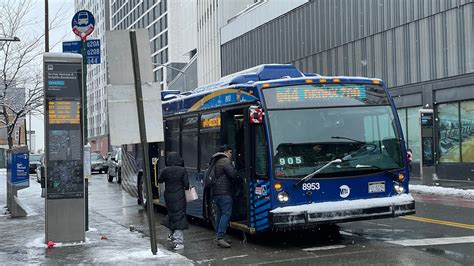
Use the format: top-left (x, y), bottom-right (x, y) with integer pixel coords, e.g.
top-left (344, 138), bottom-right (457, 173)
top-left (207, 195), bottom-right (217, 230)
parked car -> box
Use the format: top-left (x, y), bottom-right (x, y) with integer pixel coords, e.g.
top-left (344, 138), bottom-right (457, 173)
top-left (91, 153), bottom-right (108, 174)
top-left (107, 148), bottom-right (122, 183)
top-left (35, 155), bottom-right (45, 183)
top-left (29, 153), bottom-right (43, 174)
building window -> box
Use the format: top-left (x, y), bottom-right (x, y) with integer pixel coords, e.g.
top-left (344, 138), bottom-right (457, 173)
top-left (406, 107), bottom-right (421, 163)
top-left (397, 107), bottom-right (422, 163)
top-left (460, 101), bottom-right (474, 162)
top-left (438, 103), bottom-right (460, 163)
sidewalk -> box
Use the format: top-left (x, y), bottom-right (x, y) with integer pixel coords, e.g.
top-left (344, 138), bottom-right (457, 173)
top-left (410, 177), bottom-right (474, 199)
top-left (0, 171), bottom-right (192, 264)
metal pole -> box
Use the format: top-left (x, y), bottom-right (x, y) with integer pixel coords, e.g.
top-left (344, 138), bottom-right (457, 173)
top-left (45, 0), bottom-right (49, 52)
top-left (81, 41), bottom-right (88, 144)
top-left (81, 40), bottom-right (89, 231)
top-left (28, 90), bottom-right (32, 151)
top-left (129, 30), bottom-right (157, 255)
top-left (151, 63), bottom-right (187, 91)
top-left (184, 73), bottom-right (187, 92)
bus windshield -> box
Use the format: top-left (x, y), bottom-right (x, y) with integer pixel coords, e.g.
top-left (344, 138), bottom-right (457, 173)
top-left (263, 85), bottom-right (404, 178)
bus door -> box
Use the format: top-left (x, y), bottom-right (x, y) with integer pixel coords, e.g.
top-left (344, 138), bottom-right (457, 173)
top-left (221, 108), bottom-right (249, 224)
top-left (247, 106), bottom-right (271, 233)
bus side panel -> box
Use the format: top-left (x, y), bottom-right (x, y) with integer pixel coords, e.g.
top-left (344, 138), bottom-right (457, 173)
top-left (249, 179), bottom-right (271, 232)
top-left (185, 169), bottom-right (205, 219)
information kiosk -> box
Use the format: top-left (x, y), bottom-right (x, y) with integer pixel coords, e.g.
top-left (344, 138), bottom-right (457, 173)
top-left (43, 53), bottom-right (85, 243)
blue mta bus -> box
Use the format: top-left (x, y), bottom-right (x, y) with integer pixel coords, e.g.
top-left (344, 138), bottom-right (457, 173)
top-left (119, 64), bottom-right (415, 233)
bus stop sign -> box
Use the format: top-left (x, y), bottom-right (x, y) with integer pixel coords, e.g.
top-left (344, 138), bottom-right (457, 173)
top-left (72, 10), bottom-right (95, 40)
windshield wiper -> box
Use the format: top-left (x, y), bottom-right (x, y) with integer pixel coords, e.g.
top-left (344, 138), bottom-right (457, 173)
top-left (348, 165), bottom-right (399, 178)
top-left (331, 136), bottom-right (365, 144)
top-left (294, 158), bottom-right (342, 187)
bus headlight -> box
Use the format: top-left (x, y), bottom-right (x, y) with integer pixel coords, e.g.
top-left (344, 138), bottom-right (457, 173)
top-left (277, 191), bottom-right (289, 203)
top-left (394, 182), bottom-right (405, 194)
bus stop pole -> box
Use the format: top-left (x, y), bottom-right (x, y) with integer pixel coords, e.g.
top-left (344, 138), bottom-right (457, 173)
top-left (81, 40), bottom-right (89, 231)
top-left (129, 30), bottom-right (157, 255)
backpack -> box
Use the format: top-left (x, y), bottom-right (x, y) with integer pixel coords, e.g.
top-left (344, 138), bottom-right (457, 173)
top-left (204, 162), bottom-right (217, 188)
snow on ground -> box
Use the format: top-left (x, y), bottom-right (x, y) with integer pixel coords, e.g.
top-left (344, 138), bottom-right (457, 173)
top-left (410, 184), bottom-right (474, 199)
top-left (96, 248), bottom-right (191, 264)
top-left (1, 207), bottom-right (8, 216)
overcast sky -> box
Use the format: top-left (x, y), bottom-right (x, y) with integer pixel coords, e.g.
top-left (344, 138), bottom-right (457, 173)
top-left (27, 0), bottom-right (75, 152)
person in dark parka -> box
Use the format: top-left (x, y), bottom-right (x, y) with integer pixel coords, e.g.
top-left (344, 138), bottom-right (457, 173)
top-left (210, 145), bottom-right (238, 248)
top-left (158, 152), bottom-right (190, 250)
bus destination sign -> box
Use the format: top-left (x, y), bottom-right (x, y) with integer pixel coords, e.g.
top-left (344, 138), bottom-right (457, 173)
top-left (275, 86), bottom-right (367, 103)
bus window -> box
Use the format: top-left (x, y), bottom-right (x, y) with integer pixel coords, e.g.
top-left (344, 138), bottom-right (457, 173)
top-left (254, 124), bottom-right (268, 178)
top-left (181, 116), bottom-right (198, 168)
top-left (199, 112), bottom-right (221, 170)
top-left (165, 119), bottom-right (180, 155)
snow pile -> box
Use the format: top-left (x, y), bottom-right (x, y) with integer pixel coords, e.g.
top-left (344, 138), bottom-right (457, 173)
top-left (1, 207), bottom-right (8, 216)
top-left (25, 237), bottom-right (47, 248)
top-left (96, 248), bottom-right (192, 264)
top-left (271, 194), bottom-right (414, 214)
top-left (410, 184), bottom-right (474, 199)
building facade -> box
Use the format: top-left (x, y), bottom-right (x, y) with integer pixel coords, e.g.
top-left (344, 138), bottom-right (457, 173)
top-left (219, 0), bottom-right (474, 181)
top-left (74, 0), bottom-right (111, 155)
top-left (196, 0), bottom-right (256, 86)
top-left (110, 0), bottom-right (197, 90)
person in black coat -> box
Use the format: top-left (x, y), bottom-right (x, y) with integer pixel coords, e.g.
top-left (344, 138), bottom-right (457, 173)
top-left (158, 152), bottom-right (189, 250)
top-left (210, 145), bottom-right (238, 248)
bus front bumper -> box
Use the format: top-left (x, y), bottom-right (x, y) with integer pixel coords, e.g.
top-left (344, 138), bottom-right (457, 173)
top-left (269, 194), bottom-right (415, 229)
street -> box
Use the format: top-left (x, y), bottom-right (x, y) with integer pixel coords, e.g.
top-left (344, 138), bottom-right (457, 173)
top-left (88, 173), bottom-right (474, 265)
top-left (1, 172), bottom-right (473, 264)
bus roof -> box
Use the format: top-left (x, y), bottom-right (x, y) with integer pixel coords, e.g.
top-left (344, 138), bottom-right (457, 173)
top-left (162, 64), bottom-right (384, 115)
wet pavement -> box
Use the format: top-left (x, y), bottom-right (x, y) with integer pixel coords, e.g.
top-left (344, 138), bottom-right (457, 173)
top-left (91, 174), bottom-right (472, 265)
top-left (2, 170), bottom-right (473, 265)
top-left (0, 171), bottom-right (191, 264)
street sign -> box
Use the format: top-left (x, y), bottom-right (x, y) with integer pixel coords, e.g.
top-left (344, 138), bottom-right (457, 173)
top-left (63, 39), bottom-right (101, 64)
top-left (62, 41), bottom-right (81, 54)
top-left (7, 149), bottom-right (29, 188)
top-left (72, 10), bottom-right (95, 40)
top-left (86, 39), bottom-right (100, 64)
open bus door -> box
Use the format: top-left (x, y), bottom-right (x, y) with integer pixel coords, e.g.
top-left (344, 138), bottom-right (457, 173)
top-left (222, 106), bottom-right (267, 234)
top-left (221, 108), bottom-right (250, 228)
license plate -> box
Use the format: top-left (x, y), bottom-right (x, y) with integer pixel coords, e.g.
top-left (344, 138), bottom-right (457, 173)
top-left (368, 181), bottom-right (385, 193)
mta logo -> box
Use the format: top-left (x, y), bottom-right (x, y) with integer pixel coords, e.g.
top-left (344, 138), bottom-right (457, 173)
top-left (339, 185), bottom-right (350, 198)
